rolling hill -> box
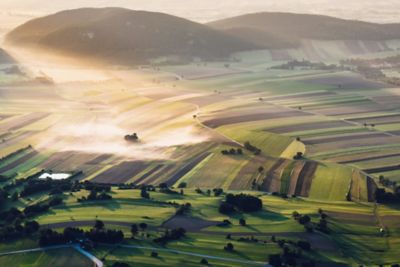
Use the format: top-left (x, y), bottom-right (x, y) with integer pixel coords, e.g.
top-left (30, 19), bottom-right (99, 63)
top-left (208, 12), bottom-right (400, 49)
top-left (5, 8), bottom-right (258, 64)
top-left (0, 48), bottom-right (14, 64)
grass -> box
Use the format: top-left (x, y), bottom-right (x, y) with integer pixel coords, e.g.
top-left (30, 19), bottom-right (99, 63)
top-left (0, 248), bottom-right (92, 267)
top-left (217, 125), bottom-right (295, 158)
top-left (309, 163), bottom-right (353, 201)
top-left (34, 193), bottom-right (176, 226)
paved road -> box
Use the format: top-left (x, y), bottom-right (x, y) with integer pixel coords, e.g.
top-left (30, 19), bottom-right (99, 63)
top-left (106, 244), bottom-right (270, 266)
top-left (74, 245), bottom-right (103, 267)
top-left (44, 219), bottom-right (303, 237)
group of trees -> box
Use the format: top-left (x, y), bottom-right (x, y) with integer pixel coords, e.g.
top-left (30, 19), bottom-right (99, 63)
top-left (221, 148), bottom-right (243, 156)
top-left (219, 193), bottom-right (262, 214)
top-left (124, 133), bottom-right (139, 142)
top-left (244, 141), bottom-right (262, 155)
top-left (20, 177), bottom-right (74, 197)
top-left (342, 57), bottom-right (400, 87)
top-left (0, 220), bottom-right (39, 242)
top-left (375, 187), bottom-right (400, 204)
top-left (175, 203), bottom-right (191, 216)
top-left (39, 221), bottom-right (124, 246)
top-left (269, 237), bottom-right (314, 267)
top-left (77, 190), bottom-right (112, 202)
top-left (292, 209), bottom-right (329, 233)
top-left (379, 175), bottom-right (398, 189)
top-left (130, 223), bottom-right (148, 239)
top-left (24, 202), bottom-right (53, 217)
top-left (195, 188), bottom-right (224, 197)
top-left (272, 60), bottom-right (346, 71)
top-left (153, 228), bottom-right (186, 245)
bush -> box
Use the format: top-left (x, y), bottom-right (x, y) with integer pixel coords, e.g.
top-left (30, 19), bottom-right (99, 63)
top-left (225, 193), bottom-right (262, 212)
top-left (269, 254), bottom-right (282, 267)
top-left (200, 258), bottom-right (209, 265)
top-left (224, 242), bottom-right (234, 252)
top-left (151, 251), bottom-right (158, 257)
top-left (219, 202), bottom-right (235, 214)
top-left (178, 182), bottom-right (187, 188)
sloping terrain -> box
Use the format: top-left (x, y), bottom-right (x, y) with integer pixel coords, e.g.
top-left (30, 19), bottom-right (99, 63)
top-left (208, 12), bottom-right (400, 49)
top-left (0, 48), bottom-right (14, 64)
top-left (5, 8), bottom-right (257, 64)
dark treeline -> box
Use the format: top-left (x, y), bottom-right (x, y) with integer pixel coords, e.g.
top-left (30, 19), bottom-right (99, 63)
top-left (0, 145), bottom-right (32, 163)
top-left (219, 193), bottom-right (262, 214)
top-left (0, 220), bottom-right (39, 242)
top-left (375, 188), bottom-right (400, 204)
top-left (244, 141), bottom-right (262, 155)
top-left (272, 60), bottom-right (347, 71)
top-left (39, 225), bottom-right (124, 246)
top-left (153, 228), bottom-right (186, 245)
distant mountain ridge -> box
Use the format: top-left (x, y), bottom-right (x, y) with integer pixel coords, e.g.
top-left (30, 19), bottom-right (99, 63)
top-left (208, 12), bottom-right (400, 49)
top-left (5, 8), bottom-right (257, 64)
top-left (6, 9), bottom-right (400, 64)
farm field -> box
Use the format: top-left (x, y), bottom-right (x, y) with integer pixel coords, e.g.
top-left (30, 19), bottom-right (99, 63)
top-left (0, 248), bottom-right (93, 267)
top-left (1, 187), bottom-right (399, 265)
top-left (1, 31), bottom-right (400, 266)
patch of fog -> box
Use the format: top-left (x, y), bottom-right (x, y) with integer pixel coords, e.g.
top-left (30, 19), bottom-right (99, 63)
top-left (39, 172), bottom-right (71, 180)
top-left (4, 47), bottom-right (111, 83)
top-left (40, 121), bottom-right (208, 159)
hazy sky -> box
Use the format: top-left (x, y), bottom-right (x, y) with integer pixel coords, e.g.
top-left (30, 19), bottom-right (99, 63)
top-left (1, 0), bottom-right (400, 38)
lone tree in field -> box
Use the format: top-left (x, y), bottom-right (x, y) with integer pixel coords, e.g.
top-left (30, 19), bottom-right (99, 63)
top-left (140, 187), bottom-right (150, 199)
top-left (131, 224), bottom-right (138, 238)
top-left (94, 219), bottom-right (104, 231)
top-left (125, 133), bottom-right (139, 142)
top-left (293, 152), bottom-right (303, 160)
top-left (224, 242), bottom-right (234, 252)
top-left (258, 166), bottom-right (264, 173)
top-left (139, 222), bottom-right (148, 231)
top-left (239, 218), bottom-right (246, 226)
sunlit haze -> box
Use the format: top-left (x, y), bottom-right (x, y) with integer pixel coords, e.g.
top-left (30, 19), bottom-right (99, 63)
top-left (1, 0), bottom-right (400, 40)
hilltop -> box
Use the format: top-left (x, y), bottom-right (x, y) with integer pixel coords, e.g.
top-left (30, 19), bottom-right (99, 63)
top-left (5, 8), bottom-right (257, 64)
top-left (208, 12), bottom-right (400, 49)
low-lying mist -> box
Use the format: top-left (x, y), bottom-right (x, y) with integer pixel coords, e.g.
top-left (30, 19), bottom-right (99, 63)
top-left (39, 121), bottom-right (209, 159)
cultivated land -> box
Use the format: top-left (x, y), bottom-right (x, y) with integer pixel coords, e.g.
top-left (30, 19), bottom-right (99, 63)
top-left (2, 17), bottom-right (400, 265)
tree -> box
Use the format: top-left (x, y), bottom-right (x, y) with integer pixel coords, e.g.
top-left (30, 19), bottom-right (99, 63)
top-left (258, 166), bottom-right (264, 173)
top-left (292, 211), bottom-right (300, 220)
top-left (178, 182), bottom-right (187, 188)
top-left (219, 202), bottom-right (235, 214)
top-left (140, 187), bottom-right (150, 199)
top-left (94, 220), bottom-right (104, 231)
top-left (159, 183), bottom-right (168, 190)
top-left (293, 152), bottom-right (303, 160)
top-left (130, 224), bottom-right (138, 238)
top-left (269, 254), bottom-right (282, 267)
top-left (151, 251), bottom-right (158, 257)
top-left (139, 223), bottom-right (148, 231)
top-left (239, 218), bottom-right (246, 226)
top-left (224, 242), bottom-right (234, 252)
top-left (298, 215), bottom-right (311, 225)
top-left (200, 258), bottom-right (208, 265)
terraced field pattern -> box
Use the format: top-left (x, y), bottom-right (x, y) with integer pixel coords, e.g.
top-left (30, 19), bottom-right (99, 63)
top-left (1, 38), bottom-right (400, 266)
